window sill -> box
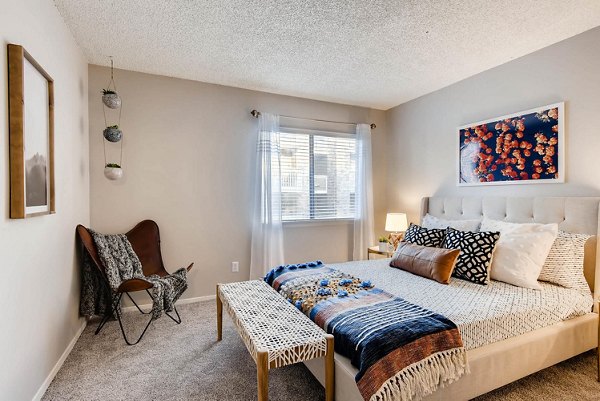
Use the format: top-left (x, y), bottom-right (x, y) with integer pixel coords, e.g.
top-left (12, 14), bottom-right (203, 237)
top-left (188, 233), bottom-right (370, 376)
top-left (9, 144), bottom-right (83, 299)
top-left (283, 219), bottom-right (354, 228)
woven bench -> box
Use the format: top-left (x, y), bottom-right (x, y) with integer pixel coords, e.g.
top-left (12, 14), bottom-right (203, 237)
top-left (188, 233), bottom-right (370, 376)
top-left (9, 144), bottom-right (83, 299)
top-left (217, 280), bottom-right (334, 401)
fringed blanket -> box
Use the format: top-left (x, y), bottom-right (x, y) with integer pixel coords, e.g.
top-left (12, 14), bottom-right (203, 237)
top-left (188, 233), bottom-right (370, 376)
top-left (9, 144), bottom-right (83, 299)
top-left (264, 262), bottom-right (468, 401)
top-left (80, 229), bottom-right (187, 320)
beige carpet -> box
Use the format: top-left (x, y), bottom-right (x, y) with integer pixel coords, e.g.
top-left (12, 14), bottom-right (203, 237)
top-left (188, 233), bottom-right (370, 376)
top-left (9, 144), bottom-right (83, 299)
top-left (43, 300), bottom-right (600, 400)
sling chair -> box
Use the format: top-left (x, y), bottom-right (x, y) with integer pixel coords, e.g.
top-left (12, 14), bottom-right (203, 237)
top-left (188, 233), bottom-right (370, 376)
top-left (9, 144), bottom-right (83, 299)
top-left (76, 220), bottom-right (193, 345)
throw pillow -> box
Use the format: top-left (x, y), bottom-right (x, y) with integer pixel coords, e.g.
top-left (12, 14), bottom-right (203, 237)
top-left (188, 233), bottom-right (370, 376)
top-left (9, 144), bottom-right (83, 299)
top-left (390, 242), bottom-right (460, 284)
top-left (402, 223), bottom-right (446, 248)
top-left (538, 231), bottom-right (592, 294)
top-left (480, 217), bottom-right (558, 290)
top-left (442, 227), bottom-right (500, 285)
top-left (422, 213), bottom-right (481, 232)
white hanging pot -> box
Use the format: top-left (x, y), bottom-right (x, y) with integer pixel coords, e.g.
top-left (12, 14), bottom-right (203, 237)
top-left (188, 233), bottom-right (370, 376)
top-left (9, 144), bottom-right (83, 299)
top-left (102, 90), bottom-right (121, 109)
top-left (103, 126), bottom-right (122, 142)
top-left (104, 165), bottom-right (123, 180)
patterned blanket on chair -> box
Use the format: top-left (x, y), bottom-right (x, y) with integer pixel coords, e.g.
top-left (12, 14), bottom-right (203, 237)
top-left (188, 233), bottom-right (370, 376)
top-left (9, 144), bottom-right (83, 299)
top-left (80, 229), bottom-right (187, 320)
top-left (264, 262), bottom-right (468, 401)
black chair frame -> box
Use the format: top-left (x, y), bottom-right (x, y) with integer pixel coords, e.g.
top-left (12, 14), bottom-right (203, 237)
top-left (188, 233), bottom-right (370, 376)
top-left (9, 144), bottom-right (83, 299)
top-left (77, 220), bottom-right (193, 345)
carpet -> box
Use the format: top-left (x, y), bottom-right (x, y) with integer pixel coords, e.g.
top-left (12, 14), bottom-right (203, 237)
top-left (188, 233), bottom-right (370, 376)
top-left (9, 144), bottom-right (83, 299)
top-left (43, 300), bottom-right (600, 400)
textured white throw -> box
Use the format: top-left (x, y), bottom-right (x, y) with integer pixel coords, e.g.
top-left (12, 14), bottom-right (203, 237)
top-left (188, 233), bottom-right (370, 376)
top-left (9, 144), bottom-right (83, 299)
top-left (333, 259), bottom-right (592, 350)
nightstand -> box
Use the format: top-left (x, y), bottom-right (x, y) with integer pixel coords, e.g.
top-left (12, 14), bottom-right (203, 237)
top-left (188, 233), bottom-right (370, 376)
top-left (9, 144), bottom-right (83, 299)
top-left (368, 246), bottom-right (393, 260)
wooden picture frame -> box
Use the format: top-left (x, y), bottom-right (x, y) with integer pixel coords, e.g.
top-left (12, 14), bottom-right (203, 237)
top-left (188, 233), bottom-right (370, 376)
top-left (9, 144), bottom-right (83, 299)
top-left (8, 44), bottom-right (55, 218)
top-left (457, 102), bottom-right (565, 186)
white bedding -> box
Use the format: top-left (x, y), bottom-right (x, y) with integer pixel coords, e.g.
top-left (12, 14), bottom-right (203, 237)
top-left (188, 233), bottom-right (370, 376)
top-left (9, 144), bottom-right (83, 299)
top-left (331, 259), bottom-right (594, 350)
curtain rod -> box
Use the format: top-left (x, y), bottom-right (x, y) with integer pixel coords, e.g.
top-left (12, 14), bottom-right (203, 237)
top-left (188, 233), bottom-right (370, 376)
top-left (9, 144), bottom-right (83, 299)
top-left (250, 110), bottom-right (376, 129)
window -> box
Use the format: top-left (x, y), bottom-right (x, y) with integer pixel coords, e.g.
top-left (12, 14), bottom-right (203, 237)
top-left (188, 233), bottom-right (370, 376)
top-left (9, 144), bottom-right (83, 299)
top-left (279, 130), bottom-right (356, 221)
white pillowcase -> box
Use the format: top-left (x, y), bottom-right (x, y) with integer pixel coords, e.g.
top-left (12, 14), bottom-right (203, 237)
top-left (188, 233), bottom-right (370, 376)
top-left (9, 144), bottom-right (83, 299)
top-left (422, 214), bottom-right (481, 232)
top-left (538, 231), bottom-right (592, 294)
top-left (480, 217), bottom-right (558, 290)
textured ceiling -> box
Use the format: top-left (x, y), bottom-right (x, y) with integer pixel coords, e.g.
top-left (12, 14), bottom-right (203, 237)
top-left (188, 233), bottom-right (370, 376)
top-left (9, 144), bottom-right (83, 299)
top-left (54, 0), bottom-right (600, 110)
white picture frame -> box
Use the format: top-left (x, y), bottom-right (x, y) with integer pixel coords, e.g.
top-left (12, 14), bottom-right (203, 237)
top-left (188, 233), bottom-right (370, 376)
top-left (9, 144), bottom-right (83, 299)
top-left (457, 102), bottom-right (564, 187)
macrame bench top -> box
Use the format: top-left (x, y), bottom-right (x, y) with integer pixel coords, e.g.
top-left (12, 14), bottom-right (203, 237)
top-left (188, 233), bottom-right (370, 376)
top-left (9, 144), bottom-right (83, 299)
top-left (218, 280), bottom-right (329, 368)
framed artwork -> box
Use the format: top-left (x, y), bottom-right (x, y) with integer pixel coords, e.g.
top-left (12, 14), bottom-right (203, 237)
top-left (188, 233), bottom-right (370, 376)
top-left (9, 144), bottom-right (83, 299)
top-left (458, 102), bottom-right (564, 186)
top-left (8, 44), bottom-right (55, 218)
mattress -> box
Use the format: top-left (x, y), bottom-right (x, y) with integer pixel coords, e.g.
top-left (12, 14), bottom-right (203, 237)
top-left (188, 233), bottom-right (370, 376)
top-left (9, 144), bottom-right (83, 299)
top-left (331, 259), bottom-right (594, 350)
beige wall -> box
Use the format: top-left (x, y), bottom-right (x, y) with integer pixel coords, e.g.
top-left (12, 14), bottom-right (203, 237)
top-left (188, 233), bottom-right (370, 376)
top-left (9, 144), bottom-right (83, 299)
top-left (0, 0), bottom-right (89, 399)
top-left (386, 27), bottom-right (600, 223)
top-left (88, 65), bottom-right (387, 300)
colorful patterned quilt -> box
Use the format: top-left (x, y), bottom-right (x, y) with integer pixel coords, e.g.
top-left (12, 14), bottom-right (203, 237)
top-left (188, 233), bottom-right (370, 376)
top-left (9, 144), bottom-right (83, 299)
top-left (264, 262), bottom-right (468, 401)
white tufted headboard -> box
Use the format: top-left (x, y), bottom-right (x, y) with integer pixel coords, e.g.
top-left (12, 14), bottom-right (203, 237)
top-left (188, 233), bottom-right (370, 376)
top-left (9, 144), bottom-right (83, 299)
top-left (420, 197), bottom-right (600, 300)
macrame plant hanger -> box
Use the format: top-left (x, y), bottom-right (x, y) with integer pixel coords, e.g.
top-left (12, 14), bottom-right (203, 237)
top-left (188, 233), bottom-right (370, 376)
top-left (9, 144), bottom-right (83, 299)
top-left (102, 56), bottom-right (124, 180)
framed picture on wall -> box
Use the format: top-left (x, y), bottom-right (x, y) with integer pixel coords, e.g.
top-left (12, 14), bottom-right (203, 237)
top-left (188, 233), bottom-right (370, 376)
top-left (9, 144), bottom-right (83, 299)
top-left (457, 102), bottom-right (564, 186)
top-left (8, 44), bottom-right (55, 218)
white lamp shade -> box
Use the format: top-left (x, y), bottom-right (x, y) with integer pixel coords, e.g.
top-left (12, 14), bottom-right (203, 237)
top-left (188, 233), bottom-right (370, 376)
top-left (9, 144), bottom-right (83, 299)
top-left (385, 213), bottom-right (408, 232)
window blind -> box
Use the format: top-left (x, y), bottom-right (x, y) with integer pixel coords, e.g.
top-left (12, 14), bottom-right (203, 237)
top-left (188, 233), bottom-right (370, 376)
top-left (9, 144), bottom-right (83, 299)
top-left (279, 130), bottom-right (356, 221)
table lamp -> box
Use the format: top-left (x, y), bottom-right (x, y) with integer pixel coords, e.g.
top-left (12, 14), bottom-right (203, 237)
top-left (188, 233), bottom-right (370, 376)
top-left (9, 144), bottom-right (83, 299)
top-left (385, 213), bottom-right (408, 250)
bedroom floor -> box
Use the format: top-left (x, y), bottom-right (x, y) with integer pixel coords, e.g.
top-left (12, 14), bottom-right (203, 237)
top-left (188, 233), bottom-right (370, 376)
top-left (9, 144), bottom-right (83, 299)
top-left (43, 300), bottom-right (600, 401)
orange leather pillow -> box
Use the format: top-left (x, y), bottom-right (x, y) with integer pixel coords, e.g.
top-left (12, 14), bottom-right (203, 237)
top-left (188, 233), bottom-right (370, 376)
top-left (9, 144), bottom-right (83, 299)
top-left (390, 242), bottom-right (460, 284)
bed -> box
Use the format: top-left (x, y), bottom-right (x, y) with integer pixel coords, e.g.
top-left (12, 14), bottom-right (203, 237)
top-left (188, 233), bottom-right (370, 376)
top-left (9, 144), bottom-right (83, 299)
top-left (303, 196), bottom-right (600, 400)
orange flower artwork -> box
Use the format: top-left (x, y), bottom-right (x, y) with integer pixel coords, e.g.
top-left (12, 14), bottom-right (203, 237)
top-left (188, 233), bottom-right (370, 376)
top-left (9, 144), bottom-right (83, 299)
top-left (459, 103), bottom-right (563, 185)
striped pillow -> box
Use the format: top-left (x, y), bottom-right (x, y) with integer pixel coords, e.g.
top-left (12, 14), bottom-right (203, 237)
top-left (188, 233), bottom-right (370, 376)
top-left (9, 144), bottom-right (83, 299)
top-left (538, 231), bottom-right (591, 294)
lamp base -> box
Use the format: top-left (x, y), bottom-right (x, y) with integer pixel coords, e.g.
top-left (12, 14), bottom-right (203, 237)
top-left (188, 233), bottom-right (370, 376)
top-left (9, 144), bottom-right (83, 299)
top-left (388, 232), bottom-right (404, 251)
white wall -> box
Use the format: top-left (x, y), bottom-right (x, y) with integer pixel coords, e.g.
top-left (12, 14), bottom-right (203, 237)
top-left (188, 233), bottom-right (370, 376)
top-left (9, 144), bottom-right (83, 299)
top-left (0, 0), bottom-right (89, 400)
top-left (88, 66), bottom-right (387, 300)
top-left (2, 2), bottom-right (596, 398)
top-left (386, 27), bottom-right (600, 223)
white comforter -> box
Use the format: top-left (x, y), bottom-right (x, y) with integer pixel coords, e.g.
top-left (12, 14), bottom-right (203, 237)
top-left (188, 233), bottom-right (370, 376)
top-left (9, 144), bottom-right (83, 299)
top-left (331, 259), bottom-right (594, 350)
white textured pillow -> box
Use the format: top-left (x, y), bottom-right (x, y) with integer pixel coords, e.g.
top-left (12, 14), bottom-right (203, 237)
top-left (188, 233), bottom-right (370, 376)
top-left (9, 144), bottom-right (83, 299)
top-left (422, 214), bottom-right (481, 232)
top-left (480, 217), bottom-right (558, 290)
top-left (538, 231), bottom-right (592, 294)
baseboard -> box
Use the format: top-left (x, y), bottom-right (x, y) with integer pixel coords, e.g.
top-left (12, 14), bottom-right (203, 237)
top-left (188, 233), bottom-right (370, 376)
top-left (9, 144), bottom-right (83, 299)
top-left (121, 294), bottom-right (215, 313)
top-left (32, 319), bottom-right (87, 401)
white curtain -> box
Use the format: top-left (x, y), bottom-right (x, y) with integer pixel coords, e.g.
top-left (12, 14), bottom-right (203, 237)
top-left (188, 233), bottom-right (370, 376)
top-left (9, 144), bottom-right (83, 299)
top-left (353, 123), bottom-right (375, 260)
top-left (250, 112), bottom-right (285, 279)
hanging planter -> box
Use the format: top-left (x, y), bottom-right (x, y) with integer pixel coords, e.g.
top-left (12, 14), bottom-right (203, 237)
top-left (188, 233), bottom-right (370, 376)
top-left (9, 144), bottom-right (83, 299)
top-left (102, 89), bottom-right (121, 109)
top-left (103, 125), bottom-right (122, 142)
top-left (104, 163), bottom-right (123, 180)
top-left (102, 57), bottom-right (124, 181)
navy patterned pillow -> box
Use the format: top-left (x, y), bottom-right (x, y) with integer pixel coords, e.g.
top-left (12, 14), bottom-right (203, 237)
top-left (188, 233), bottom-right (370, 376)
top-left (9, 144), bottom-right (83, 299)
top-left (403, 223), bottom-right (446, 248)
top-left (442, 227), bottom-right (500, 285)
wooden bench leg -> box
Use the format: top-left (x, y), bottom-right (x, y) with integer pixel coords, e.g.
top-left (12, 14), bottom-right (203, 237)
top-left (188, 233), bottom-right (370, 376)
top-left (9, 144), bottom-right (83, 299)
top-left (216, 284), bottom-right (222, 341)
top-left (257, 351), bottom-right (269, 401)
top-left (325, 334), bottom-right (335, 401)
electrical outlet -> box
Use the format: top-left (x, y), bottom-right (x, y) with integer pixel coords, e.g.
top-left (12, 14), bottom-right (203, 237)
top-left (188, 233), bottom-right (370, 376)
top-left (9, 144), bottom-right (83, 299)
top-left (231, 261), bottom-right (239, 273)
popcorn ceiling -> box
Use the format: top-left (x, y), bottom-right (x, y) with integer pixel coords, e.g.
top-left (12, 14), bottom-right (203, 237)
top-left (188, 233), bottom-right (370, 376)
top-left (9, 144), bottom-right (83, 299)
top-left (53, 0), bottom-right (600, 110)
